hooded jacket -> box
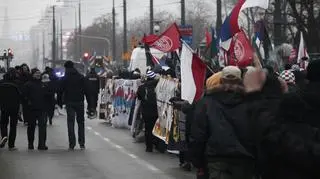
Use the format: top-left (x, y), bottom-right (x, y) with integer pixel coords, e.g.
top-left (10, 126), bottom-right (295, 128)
top-left (190, 83), bottom-right (254, 167)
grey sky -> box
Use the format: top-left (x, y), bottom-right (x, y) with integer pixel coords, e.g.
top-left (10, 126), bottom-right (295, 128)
top-left (0, 0), bottom-right (182, 37)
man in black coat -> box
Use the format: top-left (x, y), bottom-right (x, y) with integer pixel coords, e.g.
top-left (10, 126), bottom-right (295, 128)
top-left (59, 61), bottom-right (88, 150)
top-left (0, 68), bottom-right (22, 150)
top-left (85, 68), bottom-right (100, 119)
top-left (24, 69), bottom-right (48, 150)
top-left (136, 70), bottom-right (158, 152)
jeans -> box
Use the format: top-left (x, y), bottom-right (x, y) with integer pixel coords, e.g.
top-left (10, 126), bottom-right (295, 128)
top-left (66, 103), bottom-right (85, 148)
top-left (0, 107), bottom-right (19, 148)
top-left (28, 111), bottom-right (47, 147)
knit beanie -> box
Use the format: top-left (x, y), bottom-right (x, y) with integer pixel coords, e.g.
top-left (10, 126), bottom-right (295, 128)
top-left (206, 72), bottom-right (222, 90)
top-left (146, 70), bottom-right (156, 79)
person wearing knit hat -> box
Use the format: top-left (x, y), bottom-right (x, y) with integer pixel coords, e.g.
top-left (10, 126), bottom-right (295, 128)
top-left (146, 70), bottom-right (156, 80)
top-left (279, 70), bottom-right (295, 84)
top-left (222, 66), bottom-right (242, 80)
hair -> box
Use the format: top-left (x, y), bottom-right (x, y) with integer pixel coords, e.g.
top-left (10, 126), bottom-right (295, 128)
top-left (64, 61), bottom-right (74, 69)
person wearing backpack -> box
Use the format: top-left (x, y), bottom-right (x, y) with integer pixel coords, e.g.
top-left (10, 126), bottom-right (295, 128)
top-left (136, 70), bottom-right (159, 152)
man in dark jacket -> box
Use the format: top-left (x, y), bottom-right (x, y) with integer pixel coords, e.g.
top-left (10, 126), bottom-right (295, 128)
top-left (24, 69), bottom-right (48, 150)
top-left (261, 60), bottom-right (320, 179)
top-left (42, 74), bottom-right (56, 125)
top-left (136, 70), bottom-right (158, 152)
top-left (0, 68), bottom-right (22, 150)
top-left (191, 66), bottom-right (255, 179)
top-left (60, 61), bottom-right (88, 150)
top-left (85, 68), bottom-right (100, 119)
top-left (20, 64), bottom-right (32, 125)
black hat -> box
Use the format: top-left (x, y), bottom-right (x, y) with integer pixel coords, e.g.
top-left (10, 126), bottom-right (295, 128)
top-left (64, 61), bottom-right (74, 69)
top-left (307, 60), bottom-right (320, 82)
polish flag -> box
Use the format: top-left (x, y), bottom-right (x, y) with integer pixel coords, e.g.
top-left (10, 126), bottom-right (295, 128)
top-left (180, 42), bottom-right (207, 104)
top-left (297, 32), bottom-right (309, 63)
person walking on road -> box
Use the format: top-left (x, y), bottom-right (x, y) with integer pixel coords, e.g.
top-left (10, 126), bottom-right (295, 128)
top-left (85, 67), bottom-right (100, 119)
top-left (23, 69), bottom-right (49, 150)
top-left (0, 68), bottom-right (22, 150)
top-left (59, 61), bottom-right (88, 150)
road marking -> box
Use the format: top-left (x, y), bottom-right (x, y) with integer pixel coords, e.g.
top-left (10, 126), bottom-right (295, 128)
top-left (87, 126), bottom-right (162, 173)
top-left (87, 127), bottom-right (92, 130)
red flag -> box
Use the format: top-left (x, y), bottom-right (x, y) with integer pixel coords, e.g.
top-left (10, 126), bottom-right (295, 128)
top-left (142, 34), bottom-right (158, 44)
top-left (229, 31), bottom-right (254, 68)
top-left (205, 28), bottom-right (212, 48)
top-left (146, 23), bottom-right (181, 52)
top-left (192, 54), bottom-right (207, 102)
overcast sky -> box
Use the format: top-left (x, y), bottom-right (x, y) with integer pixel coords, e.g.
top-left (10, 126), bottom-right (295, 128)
top-left (0, 0), bottom-right (183, 37)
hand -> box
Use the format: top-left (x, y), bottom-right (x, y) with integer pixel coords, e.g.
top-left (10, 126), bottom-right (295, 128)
top-left (243, 69), bottom-right (267, 93)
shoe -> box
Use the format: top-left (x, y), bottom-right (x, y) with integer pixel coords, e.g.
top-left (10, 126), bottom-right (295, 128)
top-left (69, 145), bottom-right (75, 150)
top-left (181, 163), bottom-right (192, 172)
top-left (9, 147), bottom-right (18, 151)
top-left (0, 137), bottom-right (8, 148)
top-left (145, 148), bottom-right (153, 153)
top-left (28, 145), bottom-right (34, 150)
top-left (80, 145), bottom-right (85, 150)
top-left (38, 146), bottom-right (48, 151)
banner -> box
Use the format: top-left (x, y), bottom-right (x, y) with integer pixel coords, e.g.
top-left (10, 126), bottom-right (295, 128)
top-left (111, 79), bottom-right (141, 128)
top-left (179, 25), bottom-right (193, 46)
top-left (152, 78), bottom-right (178, 144)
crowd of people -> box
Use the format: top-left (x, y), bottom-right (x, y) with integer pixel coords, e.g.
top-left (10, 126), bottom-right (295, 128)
top-left (133, 59), bottom-right (320, 179)
top-left (0, 61), bottom-right (99, 151)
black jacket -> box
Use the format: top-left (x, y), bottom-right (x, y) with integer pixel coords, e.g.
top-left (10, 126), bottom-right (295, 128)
top-left (0, 79), bottom-right (22, 110)
top-left (261, 82), bottom-right (320, 179)
top-left (60, 68), bottom-right (87, 104)
top-left (23, 80), bottom-right (47, 111)
top-left (136, 79), bottom-right (158, 118)
top-left (190, 84), bottom-right (253, 168)
top-left (85, 72), bottom-right (100, 95)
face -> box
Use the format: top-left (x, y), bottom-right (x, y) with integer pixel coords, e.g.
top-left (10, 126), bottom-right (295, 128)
top-left (33, 71), bottom-right (41, 80)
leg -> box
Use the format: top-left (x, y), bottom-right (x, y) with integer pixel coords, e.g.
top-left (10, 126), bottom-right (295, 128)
top-left (27, 113), bottom-right (37, 149)
top-left (66, 105), bottom-right (76, 148)
top-left (22, 104), bottom-right (30, 124)
top-left (37, 112), bottom-right (47, 149)
top-left (144, 117), bottom-right (155, 152)
top-left (8, 108), bottom-right (19, 148)
top-left (0, 110), bottom-right (10, 148)
top-left (0, 110), bottom-right (10, 138)
top-left (75, 104), bottom-right (85, 147)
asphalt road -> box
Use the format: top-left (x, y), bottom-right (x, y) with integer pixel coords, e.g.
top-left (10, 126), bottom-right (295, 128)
top-left (0, 114), bottom-right (195, 179)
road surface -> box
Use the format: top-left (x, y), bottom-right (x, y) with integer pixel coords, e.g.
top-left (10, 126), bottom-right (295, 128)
top-left (0, 114), bottom-right (194, 179)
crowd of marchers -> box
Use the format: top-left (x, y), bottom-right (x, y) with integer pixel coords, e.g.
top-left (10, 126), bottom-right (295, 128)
top-left (133, 60), bottom-right (320, 179)
top-left (0, 61), bottom-right (100, 151)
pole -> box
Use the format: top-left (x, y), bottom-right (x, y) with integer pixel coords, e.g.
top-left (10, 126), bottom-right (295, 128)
top-left (123, 0), bottom-right (127, 53)
top-left (52, 6), bottom-right (56, 67)
top-left (216, 0), bottom-right (222, 36)
top-left (78, 1), bottom-right (82, 61)
top-left (74, 8), bottom-right (78, 61)
top-left (181, 0), bottom-right (185, 25)
top-left (60, 16), bottom-right (63, 61)
top-left (274, 0), bottom-right (282, 46)
top-left (112, 0), bottom-right (116, 62)
top-left (150, 0), bottom-right (154, 34)
top-left (42, 30), bottom-right (45, 63)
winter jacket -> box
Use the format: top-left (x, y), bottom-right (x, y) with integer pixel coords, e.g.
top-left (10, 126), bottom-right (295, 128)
top-left (43, 81), bottom-right (56, 109)
top-left (23, 80), bottom-right (47, 111)
top-left (85, 72), bottom-right (100, 95)
top-left (60, 68), bottom-right (87, 104)
top-left (261, 82), bottom-right (320, 179)
top-left (0, 79), bottom-right (22, 110)
top-left (190, 84), bottom-right (254, 168)
top-left (136, 79), bottom-right (158, 118)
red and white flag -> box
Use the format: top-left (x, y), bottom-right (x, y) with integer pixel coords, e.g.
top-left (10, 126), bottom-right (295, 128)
top-left (143, 23), bottom-right (181, 53)
top-left (180, 42), bottom-right (207, 104)
top-left (228, 31), bottom-right (254, 68)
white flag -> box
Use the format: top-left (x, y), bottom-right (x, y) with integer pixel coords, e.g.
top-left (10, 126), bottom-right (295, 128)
top-left (180, 42), bottom-right (196, 104)
top-left (241, 0), bottom-right (269, 11)
top-left (297, 32), bottom-right (309, 63)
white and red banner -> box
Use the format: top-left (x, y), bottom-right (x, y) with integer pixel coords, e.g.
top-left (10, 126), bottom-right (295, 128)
top-left (142, 23), bottom-right (181, 53)
top-left (180, 42), bottom-right (207, 104)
